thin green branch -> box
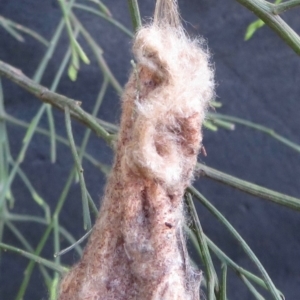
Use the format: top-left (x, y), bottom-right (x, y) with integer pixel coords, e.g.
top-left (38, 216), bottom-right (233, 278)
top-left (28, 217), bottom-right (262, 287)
top-left (15, 100), bottom-right (100, 297)
top-left (87, 191), bottom-right (99, 215)
top-left (0, 242), bottom-right (68, 273)
top-left (271, 0), bottom-right (300, 14)
top-left (0, 219), bottom-right (4, 255)
top-left (0, 15), bottom-right (49, 46)
top-left (0, 78), bottom-right (8, 209)
top-left (16, 170), bottom-right (75, 300)
top-left (32, 0), bottom-right (76, 82)
top-left (50, 276), bottom-right (59, 300)
top-left (0, 60), bottom-right (113, 144)
top-left (220, 264), bottom-right (227, 300)
top-left (1, 113), bottom-right (110, 175)
top-left (185, 193), bottom-right (219, 299)
top-left (12, 61), bottom-right (109, 297)
top-left (196, 163), bottom-right (300, 211)
top-left (50, 46), bottom-right (72, 92)
top-left (55, 228), bottom-right (92, 257)
top-left (70, 13), bottom-right (123, 94)
top-left (184, 224), bottom-right (204, 262)
top-left (236, 0), bottom-right (300, 55)
top-left (204, 120), bottom-right (218, 132)
top-left (127, 0), bottom-right (142, 31)
top-left (12, 164), bottom-right (50, 223)
top-left (6, 212), bottom-right (83, 256)
top-left (53, 215), bottom-right (60, 264)
top-left (59, 226), bottom-right (83, 256)
top-left (97, 118), bottom-right (119, 134)
top-left (6, 213), bottom-right (48, 225)
top-left (5, 221), bottom-right (52, 288)
top-left (210, 113), bottom-right (300, 153)
top-left (33, 19), bottom-right (65, 83)
top-left (73, 3), bottom-right (133, 37)
top-left (77, 76), bottom-right (109, 164)
top-left (0, 77), bottom-right (4, 116)
top-left (0, 105), bottom-right (47, 208)
top-left (58, 0), bottom-right (90, 81)
top-left (87, 0), bottom-right (112, 17)
top-left (29, 11), bottom-right (77, 165)
top-left (46, 31), bottom-right (80, 163)
top-left (46, 105), bottom-right (56, 163)
top-left (0, 19), bottom-right (25, 42)
top-left (188, 186), bottom-right (282, 300)
top-left (15, 222), bottom-right (54, 300)
top-left (208, 117), bottom-right (235, 131)
top-left (51, 215), bottom-right (60, 300)
top-left (205, 236), bottom-right (284, 297)
top-left (73, 76), bottom-right (110, 212)
top-left (65, 106), bottom-right (91, 230)
top-left (239, 274), bottom-right (266, 300)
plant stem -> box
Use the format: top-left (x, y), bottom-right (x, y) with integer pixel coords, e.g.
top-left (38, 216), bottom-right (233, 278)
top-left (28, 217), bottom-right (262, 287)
top-left (0, 15), bottom-right (49, 46)
top-left (196, 163), bottom-right (300, 211)
top-left (188, 186), bottom-right (282, 300)
top-left (185, 193), bottom-right (218, 299)
top-left (271, 0), bottom-right (300, 14)
top-left (0, 105), bottom-right (47, 208)
top-left (0, 242), bottom-right (68, 273)
top-left (0, 60), bottom-right (113, 144)
top-left (0, 19), bottom-right (25, 42)
top-left (6, 213), bottom-right (83, 256)
top-left (235, 0), bottom-right (300, 55)
top-left (55, 228), bottom-right (92, 257)
top-left (220, 264), bottom-right (227, 300)
top-left (239, 274), bottom-right (266, 300)
top-left (127, 0), bottom-right (142, 31)
top-left (65, 106), bottom-right (91, 230)
top-left (2, 113), bottom-right (110, 175)
top-left (210, 113), bottom-right (300, 154)
top-left (12, 163), bottom-right (50, 222)
top-left (15, 170), bottom-right (75, 300)
top-left (73, 3), bottom-right (133, 37)
top-left (205, 235), bottom-right (284, 297)
top-left (6, 221), bottom-right (52, 287)
top-left (70, 13), bottom-right (123, 94)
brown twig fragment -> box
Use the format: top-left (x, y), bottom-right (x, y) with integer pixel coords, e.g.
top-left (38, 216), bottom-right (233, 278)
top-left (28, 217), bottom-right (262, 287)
top-left (58, 0), bottom-right (214, 299)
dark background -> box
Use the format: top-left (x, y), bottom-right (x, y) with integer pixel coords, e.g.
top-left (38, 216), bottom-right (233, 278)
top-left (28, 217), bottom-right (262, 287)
top-left (0, 0), bottom-right (299, 299)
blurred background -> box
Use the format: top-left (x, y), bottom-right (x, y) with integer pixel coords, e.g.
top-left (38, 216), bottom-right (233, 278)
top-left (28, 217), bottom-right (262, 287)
top-left (0, 0), bottom-right (299, 299)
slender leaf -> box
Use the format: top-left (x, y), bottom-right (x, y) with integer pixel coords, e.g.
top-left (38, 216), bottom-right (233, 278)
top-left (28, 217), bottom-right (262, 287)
top-left (188, 186), bottom-right (283, 300)
top-left (65, 106), bottom-right (91, 230)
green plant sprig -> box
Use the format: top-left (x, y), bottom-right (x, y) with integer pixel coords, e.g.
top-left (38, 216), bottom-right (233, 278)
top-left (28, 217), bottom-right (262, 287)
top-left (270, 0), bottom-right (300, 14)
top-left (0, 241), bottom-right (69, 274)
top-left (127, 0), bottom-right (142, 31)
top-left (86, 0), bottom-right (112, 16)
top-left (185, 193), bottom-right (219, 300)
top-left (73, 3), bottom-right (134, 37)
top-left (14, 74), bottom-right (110, 297)
top-left (188, 186), bottom-right (283, 300)
top-left (196, 163), bottom-right (300, 211)
top-left (0, 60), bottom-right (113, 144)
top-left (209, 112), bottom-right (300, 153)
top-left (237, 0), bottom-right (300, 54)
top-left (57, 0), bottom-right (90, 81)
top-left (65, 106), bottom-right (92, 230)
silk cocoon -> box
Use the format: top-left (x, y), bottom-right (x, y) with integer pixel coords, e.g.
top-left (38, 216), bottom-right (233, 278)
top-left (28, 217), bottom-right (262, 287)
top-left (58, 1), bottom-right (214, 299)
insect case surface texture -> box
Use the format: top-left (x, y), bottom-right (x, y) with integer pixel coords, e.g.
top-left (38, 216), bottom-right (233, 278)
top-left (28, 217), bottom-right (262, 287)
top-left (58, 1), bottom-right (214, 299)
